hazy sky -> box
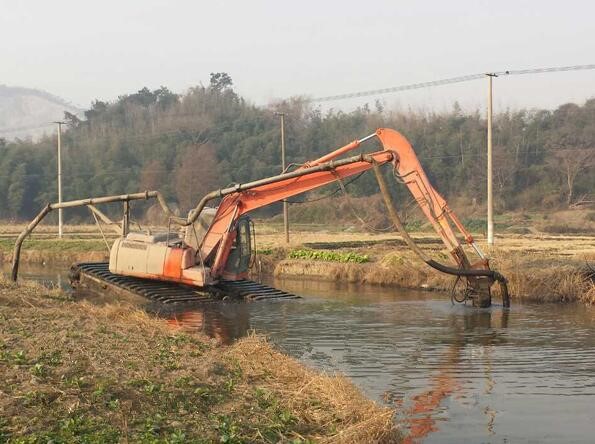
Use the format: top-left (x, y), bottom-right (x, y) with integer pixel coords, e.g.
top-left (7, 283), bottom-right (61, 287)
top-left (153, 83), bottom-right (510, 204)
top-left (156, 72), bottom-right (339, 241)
top-left (1, 0), bottom-right (593, 112)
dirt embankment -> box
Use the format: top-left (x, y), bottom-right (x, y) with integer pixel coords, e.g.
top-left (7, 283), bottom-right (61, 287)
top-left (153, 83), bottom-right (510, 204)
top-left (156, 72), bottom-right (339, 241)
top-left (0, 278), bottom-right (400, 443)
top-left (256, 233), bottom-right (595, 305)
top-left (0, 239), bottom-right (109, 266)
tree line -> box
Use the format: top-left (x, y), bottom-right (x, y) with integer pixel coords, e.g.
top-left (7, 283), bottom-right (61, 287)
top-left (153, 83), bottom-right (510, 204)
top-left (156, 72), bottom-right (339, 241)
top-left (0, 73), bottom-right (593, 222)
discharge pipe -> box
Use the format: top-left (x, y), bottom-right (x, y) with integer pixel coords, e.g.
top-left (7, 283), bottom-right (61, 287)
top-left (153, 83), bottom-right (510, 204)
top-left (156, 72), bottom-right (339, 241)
top-left (185, 152), bottom-right (386, 227)
top-left (10, 191), bottom-right (175, 282)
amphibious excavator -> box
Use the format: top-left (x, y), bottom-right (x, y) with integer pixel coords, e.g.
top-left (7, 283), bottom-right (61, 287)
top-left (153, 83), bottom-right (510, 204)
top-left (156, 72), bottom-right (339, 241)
top-left (11, 128), bottom-right (509, 307)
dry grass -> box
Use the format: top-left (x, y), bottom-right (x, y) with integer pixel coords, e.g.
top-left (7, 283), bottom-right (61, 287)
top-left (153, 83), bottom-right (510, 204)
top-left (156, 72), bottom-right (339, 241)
top-left (0, 277), bottom-right (400, 443)
top-left (494, 262), bottom-right (590, 303)
top-left (274, 252), bottom-right (594, 304)
top-left (228, 337), bottom-right (399, 444)
top-left (265, 227), bottom-right (595, 304)
top-left (580, 282), bottom-right (595, 305)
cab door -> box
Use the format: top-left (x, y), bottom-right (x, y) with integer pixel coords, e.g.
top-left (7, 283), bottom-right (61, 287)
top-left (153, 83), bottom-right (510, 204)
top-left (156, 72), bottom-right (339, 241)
top-left (223, 216), bottom-right (253, 279)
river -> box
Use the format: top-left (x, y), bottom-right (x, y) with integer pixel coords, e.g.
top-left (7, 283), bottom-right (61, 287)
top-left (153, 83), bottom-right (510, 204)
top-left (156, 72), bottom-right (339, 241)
top-left (3, 263), bottom-right (595, 443)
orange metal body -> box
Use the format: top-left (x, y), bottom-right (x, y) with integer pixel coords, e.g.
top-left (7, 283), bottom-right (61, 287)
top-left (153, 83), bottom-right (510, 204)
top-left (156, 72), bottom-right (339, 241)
top-left (163, 247), bottom-right (184, 280)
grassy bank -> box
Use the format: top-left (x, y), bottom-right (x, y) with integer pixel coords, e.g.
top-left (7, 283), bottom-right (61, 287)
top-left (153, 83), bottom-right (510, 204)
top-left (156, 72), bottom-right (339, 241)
top-left (0, 278), bottom-right (400, 443)
top-left (268, 250), bottom-right (595, 304)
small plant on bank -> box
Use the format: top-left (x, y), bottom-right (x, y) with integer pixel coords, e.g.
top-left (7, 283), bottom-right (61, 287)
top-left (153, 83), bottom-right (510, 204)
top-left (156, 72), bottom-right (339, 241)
top-left (288, 249), bottom-right (370, 263)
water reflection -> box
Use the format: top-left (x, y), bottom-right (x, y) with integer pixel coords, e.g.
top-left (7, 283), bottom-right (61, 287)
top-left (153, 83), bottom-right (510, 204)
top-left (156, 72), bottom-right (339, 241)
top-left (152, 289), bottom-right (555, 443)
top-left (1, 262), bottom-right (69, 290)
top-left (156, 303), bottom-right (251, 345)
top-left (400, 309), bottom-right (509, 443)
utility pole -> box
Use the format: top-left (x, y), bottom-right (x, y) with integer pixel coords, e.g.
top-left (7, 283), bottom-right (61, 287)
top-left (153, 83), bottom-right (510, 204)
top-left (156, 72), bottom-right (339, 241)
top-left (274, 112), bottom-right (289, 243)
top-left (486, 74), bottom-right (496, 246)
top-left (54, 121), bottom-right (66, 239)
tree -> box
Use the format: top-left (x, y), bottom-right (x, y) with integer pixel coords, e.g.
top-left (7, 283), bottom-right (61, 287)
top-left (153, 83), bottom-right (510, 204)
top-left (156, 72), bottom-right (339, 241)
top-left (139, 159), bottom-right (166, 191)
top-left (209, 72), bottom-right (233, 91)
top-left (174, 144), bottom-right (220, 213)
top-left (154, 86), bottom-right (179, 109)
top-left (552, 149), bottom-right (595, 206)
top-left (84, 100), bottom-right (108, 121)
top-left (64, 111), bottom-right (81, 128)
top-left (1, 80), bottom-right (594, 222)
top-left (122, 87), bottom-right (157, 107)
top-left (7, 163), bottom-right (29, 217)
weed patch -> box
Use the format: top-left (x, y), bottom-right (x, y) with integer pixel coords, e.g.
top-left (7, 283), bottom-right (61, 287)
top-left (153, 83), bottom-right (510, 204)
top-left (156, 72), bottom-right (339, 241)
top-left (289, 249), bottom-right (370, 263)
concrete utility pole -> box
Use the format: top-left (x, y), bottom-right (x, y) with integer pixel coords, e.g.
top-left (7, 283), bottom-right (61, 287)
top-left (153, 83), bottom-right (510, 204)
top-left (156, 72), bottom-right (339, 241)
top-left (486, 74), bottom-right (496, 246)
top-left (274, 112), bottom-right (289, 243)
top-left (54, 121), bottom-right (66, 238)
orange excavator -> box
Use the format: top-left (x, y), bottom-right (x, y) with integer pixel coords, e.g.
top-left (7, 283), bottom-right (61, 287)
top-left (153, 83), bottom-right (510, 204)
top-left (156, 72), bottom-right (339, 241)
top-left (106, 128), bottom-right (509, 308)
top-left (12, 128), bottom-right (508, 307)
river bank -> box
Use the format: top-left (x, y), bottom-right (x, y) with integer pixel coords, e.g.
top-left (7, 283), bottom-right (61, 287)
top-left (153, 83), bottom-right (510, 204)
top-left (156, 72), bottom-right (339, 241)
top-left (1, 229), bottom-right (594, 304)
top-left (257, 231), bottom-right (595, 304)
top-left (0, 277), bottom-right (400, 443)
top-left (266, 248), bottom-right (595, 305)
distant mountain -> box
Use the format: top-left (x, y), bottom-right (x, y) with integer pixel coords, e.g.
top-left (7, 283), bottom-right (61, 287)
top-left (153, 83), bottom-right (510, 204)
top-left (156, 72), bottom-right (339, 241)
top-left (0, 85), bottom-right (84, 141)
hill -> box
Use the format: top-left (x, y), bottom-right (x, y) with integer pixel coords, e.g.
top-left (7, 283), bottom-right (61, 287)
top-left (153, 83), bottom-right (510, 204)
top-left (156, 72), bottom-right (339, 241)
top-left (0, 85), bottom-right (83, 141)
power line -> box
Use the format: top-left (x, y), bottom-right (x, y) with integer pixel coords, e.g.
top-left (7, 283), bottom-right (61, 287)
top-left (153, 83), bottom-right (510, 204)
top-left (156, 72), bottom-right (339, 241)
top-left (2, 64), bottom-right (592, 136)
top-left (311, 73), bottom-right (485, 103)
top-left (503, 64), bottom-right (595, 76)
top-left (310, 64), bottom-right (595, 103)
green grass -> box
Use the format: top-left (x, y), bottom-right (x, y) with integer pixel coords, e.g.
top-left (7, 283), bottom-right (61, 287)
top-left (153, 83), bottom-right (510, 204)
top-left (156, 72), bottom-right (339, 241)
top-left (288, 249), bottom-right (370, 263)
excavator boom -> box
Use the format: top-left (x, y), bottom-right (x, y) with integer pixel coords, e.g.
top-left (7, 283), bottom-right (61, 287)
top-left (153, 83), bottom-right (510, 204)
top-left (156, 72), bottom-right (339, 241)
top-left (189, 128), bottom-right (507, 307)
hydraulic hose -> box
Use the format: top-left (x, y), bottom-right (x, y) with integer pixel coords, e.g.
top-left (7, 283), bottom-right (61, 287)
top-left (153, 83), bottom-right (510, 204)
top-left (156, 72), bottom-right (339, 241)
top-left (372, 162), bottom-right (510, 307)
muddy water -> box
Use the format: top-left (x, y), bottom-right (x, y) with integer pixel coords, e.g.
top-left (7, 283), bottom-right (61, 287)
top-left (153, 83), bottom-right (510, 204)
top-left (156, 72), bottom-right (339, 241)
top-left (5, 264), bottom-right (595, 443)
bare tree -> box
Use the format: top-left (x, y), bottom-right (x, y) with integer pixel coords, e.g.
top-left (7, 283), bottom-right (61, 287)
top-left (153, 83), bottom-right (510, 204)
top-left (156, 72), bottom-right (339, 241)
top-left (493, 145), bottom-right (517, 191)
top-left (139, 159), bottom-right (166, 191)
top-left (552, 149), bottom-right (594, 207)
top-left (174, 144), bottom-right (220, 213)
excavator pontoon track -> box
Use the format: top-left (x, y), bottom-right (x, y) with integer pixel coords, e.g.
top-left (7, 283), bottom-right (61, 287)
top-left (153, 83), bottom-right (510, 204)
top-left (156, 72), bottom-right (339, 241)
top-left (70, 262), bottom-right (299, 304)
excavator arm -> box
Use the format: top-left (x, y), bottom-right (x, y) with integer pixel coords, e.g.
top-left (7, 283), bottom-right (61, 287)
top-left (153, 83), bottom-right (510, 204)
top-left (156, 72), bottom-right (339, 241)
top-left (201, 149), bottom-right (395, 276)
top-left (190, 128), bottom-right (508, 307)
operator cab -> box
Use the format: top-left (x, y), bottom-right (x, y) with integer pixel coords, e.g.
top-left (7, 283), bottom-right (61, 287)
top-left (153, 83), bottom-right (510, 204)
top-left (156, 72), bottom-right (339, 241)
top-left (184, 209), bottom-right (254, 279)
top-left (110, 207), bottom-right (254, 287)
